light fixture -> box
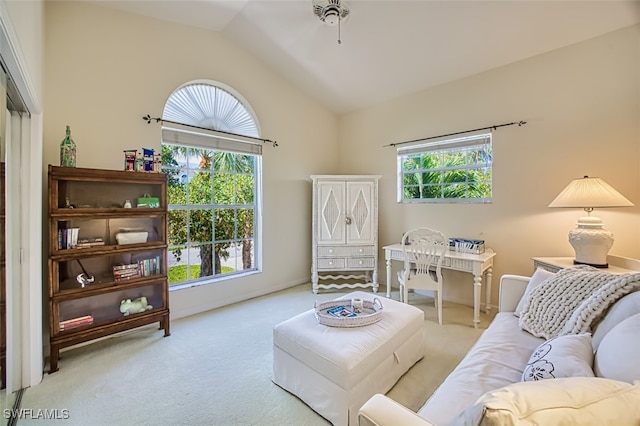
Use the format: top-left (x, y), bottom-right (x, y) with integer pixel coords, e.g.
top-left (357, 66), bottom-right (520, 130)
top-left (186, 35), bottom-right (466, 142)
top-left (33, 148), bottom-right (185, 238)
top-left (548, 176), bottom-right (634, 267)
top-left (313, 0), bottom-right (349, 44)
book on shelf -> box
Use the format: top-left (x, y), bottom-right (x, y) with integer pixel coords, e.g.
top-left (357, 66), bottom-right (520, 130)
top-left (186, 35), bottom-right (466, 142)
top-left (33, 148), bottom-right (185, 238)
top-left (57, 227), bottom-right (80, 250)
top-left (112, 256), bottom-right (162, 282)
top-left (112, 263), bottom-right (141, 282)
top-left (139, 256), bottom-right (162, 276)
top-left (59, 315), bottom-right (94, 330)
top-left (112, 262), bottom-right (139, 271)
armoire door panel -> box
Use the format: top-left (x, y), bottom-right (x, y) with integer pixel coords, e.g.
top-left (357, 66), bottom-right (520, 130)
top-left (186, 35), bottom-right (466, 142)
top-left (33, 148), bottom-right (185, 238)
top-left (318, 182), bottom-right (345, 244)
top-left (346, 182), bottom-right (374, 244)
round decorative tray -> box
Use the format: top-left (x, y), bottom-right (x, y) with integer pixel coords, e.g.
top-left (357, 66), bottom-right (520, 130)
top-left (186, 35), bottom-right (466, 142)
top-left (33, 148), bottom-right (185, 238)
top-left (314, 298), bottom-right (383, 328)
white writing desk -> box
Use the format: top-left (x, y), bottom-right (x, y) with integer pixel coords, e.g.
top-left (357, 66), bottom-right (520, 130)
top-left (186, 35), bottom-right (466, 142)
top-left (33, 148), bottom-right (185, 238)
top-left (383, 243), bottom-right (496, 328)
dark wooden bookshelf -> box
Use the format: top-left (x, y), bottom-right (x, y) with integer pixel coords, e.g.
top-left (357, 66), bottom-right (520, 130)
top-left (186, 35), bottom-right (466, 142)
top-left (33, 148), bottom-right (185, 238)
top-left (47, 165), bottom-right (170, 373)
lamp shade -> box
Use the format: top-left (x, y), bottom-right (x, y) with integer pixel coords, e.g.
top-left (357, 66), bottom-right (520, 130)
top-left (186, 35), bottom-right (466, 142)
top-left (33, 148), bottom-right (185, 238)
top-left (548, 176), bottom-right (634, 209)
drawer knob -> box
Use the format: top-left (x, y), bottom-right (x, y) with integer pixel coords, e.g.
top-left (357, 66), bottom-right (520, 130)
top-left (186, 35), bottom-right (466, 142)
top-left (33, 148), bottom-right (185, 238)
top-left (358, 248), bottom-right (363, 253)
top-left (329, 261), bottom-right (333, 265)
top-left (358, 260), bottom-right (363, 265)
top-left (329, 249), bottom-right (333, 253)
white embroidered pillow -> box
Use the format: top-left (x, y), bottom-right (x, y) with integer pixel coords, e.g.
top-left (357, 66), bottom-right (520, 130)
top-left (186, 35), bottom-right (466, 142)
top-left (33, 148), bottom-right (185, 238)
top-left (514, 267), bottom-right (555, 317)
top-left (522, 333), bottom-right (594, 382)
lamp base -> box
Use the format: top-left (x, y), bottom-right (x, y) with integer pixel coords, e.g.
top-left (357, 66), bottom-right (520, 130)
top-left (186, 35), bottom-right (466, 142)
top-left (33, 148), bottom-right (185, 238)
top-left (567, 216), bottom-right (614, 268)
top-left (573, 259), bottom-right (608, 268)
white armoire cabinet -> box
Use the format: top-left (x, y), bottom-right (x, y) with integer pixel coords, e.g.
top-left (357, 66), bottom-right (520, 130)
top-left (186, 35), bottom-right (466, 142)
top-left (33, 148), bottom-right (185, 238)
top-left (311, 175), bottom-right (380, 293)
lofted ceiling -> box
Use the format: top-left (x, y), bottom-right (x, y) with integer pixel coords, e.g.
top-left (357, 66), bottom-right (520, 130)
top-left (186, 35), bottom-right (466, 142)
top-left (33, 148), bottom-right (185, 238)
top-left (90, 0), bottom-right (640, 114)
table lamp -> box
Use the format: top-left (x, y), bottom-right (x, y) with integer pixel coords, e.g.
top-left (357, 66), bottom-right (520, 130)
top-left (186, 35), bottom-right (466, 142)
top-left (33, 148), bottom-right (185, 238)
top-left (548, 176), bottom-right (634, 267)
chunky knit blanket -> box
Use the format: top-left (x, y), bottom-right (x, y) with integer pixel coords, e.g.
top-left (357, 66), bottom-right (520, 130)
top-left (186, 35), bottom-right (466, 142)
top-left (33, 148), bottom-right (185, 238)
top-left (518, 266), bottom-right (640, 340)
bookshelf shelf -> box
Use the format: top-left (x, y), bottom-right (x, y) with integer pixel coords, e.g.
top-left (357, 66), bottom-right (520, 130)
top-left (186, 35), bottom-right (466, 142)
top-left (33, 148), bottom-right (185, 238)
top-left (47, 165), bottom-right (170, 373)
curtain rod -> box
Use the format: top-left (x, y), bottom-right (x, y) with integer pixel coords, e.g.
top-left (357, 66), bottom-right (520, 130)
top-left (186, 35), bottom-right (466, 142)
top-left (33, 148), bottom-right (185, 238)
top-left (383, 120), bottom-right (526, 148)
top-left (142, 114), bottom-right (278, 147)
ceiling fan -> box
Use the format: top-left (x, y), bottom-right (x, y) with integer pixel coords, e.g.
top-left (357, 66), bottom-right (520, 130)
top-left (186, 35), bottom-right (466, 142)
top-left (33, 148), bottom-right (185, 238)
top-left (312, 0), bottom-right (349, 44)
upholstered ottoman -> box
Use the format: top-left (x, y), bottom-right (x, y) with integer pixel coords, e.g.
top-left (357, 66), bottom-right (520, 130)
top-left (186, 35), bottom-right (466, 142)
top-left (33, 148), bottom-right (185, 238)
top-left (272, 291), bottom-right (425, 426)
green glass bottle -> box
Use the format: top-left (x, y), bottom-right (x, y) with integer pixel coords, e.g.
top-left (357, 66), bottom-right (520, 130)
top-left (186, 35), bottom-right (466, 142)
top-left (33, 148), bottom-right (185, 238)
top-left (60, 125), bottom-right (76, 167)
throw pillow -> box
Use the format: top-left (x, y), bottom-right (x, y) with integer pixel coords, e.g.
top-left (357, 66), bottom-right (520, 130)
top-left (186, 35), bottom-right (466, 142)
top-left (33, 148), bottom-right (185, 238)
top-left (457, 377), bottom-right (640, 426)
top-left (591, 290), bottom-right (640, 351)
top-left (514, 267), bottom-right (555, 317)
top-left (522, 333), bottom-right (594, 382)
top-left (594, 313), bottom-right (640, 384)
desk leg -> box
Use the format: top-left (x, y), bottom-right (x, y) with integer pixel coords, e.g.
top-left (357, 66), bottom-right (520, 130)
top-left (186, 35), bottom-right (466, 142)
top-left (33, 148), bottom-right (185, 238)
top-left (386, 257), bottom-right (392, 298)
top-left (473, 274), bottom-right (482, 329)
top-left (485, 267), bottom-right (493, 314)
top-left (372, 268), bottom-right (379, 293)
top-left (312, 268), bottom-right (318, 294)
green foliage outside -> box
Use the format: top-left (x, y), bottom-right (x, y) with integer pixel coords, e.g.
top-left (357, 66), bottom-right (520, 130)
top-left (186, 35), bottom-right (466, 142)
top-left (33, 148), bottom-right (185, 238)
top-left (162, 145), bottom-right (256, 286)
top-left (402, 145), bottom-right (492, 200)
top-left (168, 264), bottom-right (234, 283)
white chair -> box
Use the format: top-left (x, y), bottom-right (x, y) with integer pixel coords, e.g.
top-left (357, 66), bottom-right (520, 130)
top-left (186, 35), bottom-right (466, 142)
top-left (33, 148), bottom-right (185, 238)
top-left (398, 227), bottom-right (447, 325)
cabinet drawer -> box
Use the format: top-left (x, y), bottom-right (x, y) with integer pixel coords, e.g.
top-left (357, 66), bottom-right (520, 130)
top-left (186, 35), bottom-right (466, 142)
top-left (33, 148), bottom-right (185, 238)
top-left (318, 245), bottom-right (374, 257)
top-left (346, 257), bottom-right (375, 269)
top-left (317, 258), bottom-right (346, 270)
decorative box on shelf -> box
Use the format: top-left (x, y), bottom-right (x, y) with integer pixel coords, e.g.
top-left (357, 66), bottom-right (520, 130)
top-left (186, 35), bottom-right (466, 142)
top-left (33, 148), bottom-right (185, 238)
top-left (448, 238), bottom-right (485, 254)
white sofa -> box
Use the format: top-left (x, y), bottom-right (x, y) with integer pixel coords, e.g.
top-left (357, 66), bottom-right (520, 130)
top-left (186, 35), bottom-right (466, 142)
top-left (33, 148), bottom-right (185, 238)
top-left (359, 271), bottom-right (640, 426)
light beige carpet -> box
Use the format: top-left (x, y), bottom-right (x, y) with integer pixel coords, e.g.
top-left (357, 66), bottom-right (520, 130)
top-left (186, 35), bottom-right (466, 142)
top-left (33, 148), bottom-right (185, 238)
top-left (18, 285), bottom-right (492, 425)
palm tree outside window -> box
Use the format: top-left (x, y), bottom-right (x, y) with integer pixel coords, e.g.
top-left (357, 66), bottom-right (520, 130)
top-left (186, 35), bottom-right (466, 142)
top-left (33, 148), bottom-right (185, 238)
top-left (397, 133), bottom-right (492, 203)
top-left (161, 82), bottom-right (262, 287)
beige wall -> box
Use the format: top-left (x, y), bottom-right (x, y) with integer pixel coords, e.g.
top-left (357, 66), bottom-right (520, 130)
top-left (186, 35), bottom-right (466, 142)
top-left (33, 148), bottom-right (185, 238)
top-left (44, 3), bottom-right (640, 315)
top-left (340, 24), bottom-right (640, 307)
top-left (44, 2), bottom-right (339, 318)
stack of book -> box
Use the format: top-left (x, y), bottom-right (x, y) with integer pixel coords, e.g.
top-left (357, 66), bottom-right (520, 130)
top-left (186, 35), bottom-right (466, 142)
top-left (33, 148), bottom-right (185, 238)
top-left (76, 237), bottom-right (105, 248)
top-left (59, 315), bottom-right (94, 330)
top-left (112, 256), bottom-right (162, 282)
top-left (112, 263), bottom-right (141, 282)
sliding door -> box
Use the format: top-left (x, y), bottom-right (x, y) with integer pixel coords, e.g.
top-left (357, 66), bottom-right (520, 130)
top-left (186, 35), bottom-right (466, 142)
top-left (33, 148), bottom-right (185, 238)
top-left (0, 4), bottom-right (44, 422)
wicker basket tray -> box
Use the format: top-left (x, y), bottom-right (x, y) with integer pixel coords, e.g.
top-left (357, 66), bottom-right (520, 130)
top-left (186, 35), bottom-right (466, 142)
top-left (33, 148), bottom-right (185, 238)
top-left (314, 297), bottom-right (383, 328)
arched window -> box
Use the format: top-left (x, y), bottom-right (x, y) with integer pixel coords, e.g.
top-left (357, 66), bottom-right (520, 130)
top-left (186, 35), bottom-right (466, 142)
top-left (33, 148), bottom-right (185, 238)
top-left (163, 83), bottom-right (259, 137)
top-left (161, 82), bottom-right (262, 287)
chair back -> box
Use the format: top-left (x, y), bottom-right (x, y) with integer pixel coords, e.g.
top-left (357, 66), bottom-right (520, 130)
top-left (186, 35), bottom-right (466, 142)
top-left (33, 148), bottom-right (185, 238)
top-left (401, 228), bottom-right (447, 290)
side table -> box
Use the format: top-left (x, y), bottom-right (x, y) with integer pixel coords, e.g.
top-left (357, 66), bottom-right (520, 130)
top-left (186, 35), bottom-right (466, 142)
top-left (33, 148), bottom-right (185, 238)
top-left (532, 255), bottom-right (640, 274)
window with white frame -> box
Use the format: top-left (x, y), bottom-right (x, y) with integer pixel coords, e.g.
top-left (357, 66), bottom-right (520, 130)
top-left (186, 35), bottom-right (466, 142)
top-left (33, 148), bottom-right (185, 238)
top-left (161, 82), bottom-right (262, 287)
top-left (397, 133), bottom-right (492, 203)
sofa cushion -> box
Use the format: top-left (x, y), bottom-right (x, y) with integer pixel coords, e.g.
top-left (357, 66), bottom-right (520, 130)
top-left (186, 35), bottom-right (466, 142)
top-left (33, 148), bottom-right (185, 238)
top-left (417, 313), bottom-right (542, 426)
top-left (457, 377), bottom-right (640, 426)
top-left (514, 268), bottom-right (555, 317)
top-left (522, 333), bottom-right (594, 382)
top-left (594, 313), bottom-right (640, 384)
top-left (591, 290), bottom-right (640, 350)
